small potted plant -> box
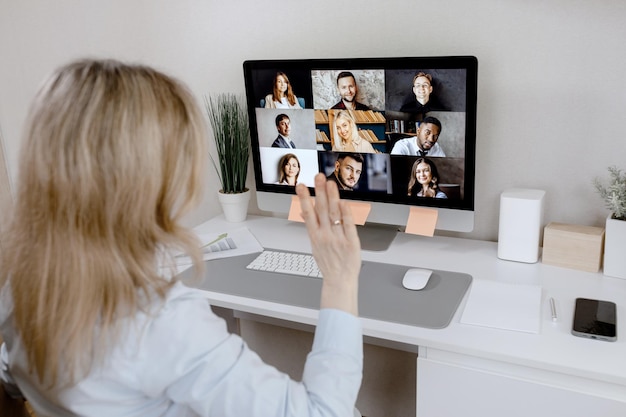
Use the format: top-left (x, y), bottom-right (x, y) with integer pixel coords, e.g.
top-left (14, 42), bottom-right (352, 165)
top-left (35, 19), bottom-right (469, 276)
top-left (594, 166), bottom-right (626, 279)
top-left (204, 93), bottom-right (251, 222)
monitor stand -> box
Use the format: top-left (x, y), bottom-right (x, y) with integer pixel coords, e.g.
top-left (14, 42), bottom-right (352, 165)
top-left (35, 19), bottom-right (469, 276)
top-left (357, 223), bottom-right (400, 252)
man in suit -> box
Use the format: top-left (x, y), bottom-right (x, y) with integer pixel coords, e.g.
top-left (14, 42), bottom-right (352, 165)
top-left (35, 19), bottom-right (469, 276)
top-left (271, 114), bottom-right (297, 148)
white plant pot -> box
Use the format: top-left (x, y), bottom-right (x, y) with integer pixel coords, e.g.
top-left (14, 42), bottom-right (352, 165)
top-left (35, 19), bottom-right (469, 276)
top-left (218, 189), bottom-right (250, 223)
top-left (603, 215), bottom-right (626, 279)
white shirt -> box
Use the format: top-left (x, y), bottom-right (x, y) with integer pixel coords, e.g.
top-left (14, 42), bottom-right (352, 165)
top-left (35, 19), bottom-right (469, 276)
top-left (1, 281), bottom-right (362, 417)
top-left (264, 94), bottom-right (303, 109)
top-left (274, 97), bottom-right (291, 109)
top-left (390, 137), bottom-right (446, 157)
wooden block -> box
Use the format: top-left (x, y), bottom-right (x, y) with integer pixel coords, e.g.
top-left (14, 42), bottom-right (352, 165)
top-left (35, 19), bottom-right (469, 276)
top-left (542, 222), bottom-right (605, 272)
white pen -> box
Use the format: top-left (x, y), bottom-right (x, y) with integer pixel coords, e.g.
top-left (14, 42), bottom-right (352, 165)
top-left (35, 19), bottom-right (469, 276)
top-left (550, 297), bottom-right (558, 322)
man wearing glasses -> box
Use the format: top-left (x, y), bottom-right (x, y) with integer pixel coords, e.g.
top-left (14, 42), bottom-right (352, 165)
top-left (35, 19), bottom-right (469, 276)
top-left (399, 72), bottom-right (445, 114)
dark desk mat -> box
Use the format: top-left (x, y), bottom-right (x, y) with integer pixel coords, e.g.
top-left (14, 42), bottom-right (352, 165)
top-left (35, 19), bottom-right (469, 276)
top-left (186, 252), bottom-right (472, 329)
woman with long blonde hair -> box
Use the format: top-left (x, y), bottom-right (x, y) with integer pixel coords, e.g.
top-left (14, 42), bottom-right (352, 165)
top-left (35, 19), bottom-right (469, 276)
top-left (331, 110), bottom-right (375, 153)
top-left (0, 59), bottom-right (362, 416)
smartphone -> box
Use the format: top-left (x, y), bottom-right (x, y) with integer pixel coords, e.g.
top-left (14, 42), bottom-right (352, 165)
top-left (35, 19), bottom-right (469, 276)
top-left (572, 298), bottom-right (617, 342)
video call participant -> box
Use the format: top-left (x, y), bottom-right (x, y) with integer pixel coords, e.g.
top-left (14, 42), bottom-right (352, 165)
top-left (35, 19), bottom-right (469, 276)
top-left (0, 59), bottom-right (362, 417)
top-left (264, 71), bottom-right (303, 109)
top-left (407, 157), bottom-right (447, 198)
top-left (331, 110), bottom-right (376, 153)
top-left (327, 152), bottom-right (364, 191)
top-left (271, 114), bottom-right (297, 148)
top-left (331, 72), bottom-right (370, 110)
top-left (399, 71), bottom-right (445, 114)
top-left (276, 153), bottom-right (300, 185)
top-left (391, 116), bottom-right (445, 157)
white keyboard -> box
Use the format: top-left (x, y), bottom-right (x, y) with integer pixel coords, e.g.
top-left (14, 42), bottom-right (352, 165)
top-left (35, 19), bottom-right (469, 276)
top-left (246, 250), bottom-right (323, 278)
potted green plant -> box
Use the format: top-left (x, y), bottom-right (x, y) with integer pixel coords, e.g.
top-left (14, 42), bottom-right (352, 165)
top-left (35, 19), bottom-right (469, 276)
top-left (204, 93), bottom-right (251, 222)
top-left (594, 166), bottom-right (626, 279)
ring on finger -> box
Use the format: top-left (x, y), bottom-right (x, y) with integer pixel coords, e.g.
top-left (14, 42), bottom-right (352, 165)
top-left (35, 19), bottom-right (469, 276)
top-left (332, 219), bottom-right (343, 226)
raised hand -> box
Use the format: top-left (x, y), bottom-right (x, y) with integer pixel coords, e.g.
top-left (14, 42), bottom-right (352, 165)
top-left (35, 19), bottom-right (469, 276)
top-left (296, 173), bottom-right (361, 315)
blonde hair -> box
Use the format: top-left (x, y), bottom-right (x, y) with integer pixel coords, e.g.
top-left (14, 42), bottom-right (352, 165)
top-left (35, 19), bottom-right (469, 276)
top-left (332, 110), bottom-right (360, 152)
top-left (1, 59), bottom-right (207, 386)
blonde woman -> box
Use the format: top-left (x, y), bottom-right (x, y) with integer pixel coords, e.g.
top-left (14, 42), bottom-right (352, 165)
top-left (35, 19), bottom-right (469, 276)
top-left (331, 110), bottom-right (375, 153)
top-left (0, 59), bottom-right (362, 416)
top-left (264, 71), bottom-right (303, 109)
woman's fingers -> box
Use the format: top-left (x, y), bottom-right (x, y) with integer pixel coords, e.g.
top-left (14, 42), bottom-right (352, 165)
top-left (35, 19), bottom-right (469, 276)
top-left (296, 173), bottom-right (342, 232)
top-left (296, 173), bottom-right (360, 266)
top-left (296, 173), bottom-right (361, 315)
top-left (313, 173), bottom-right (331, 229)
top-left (324, 175), bottom-right (343, 229)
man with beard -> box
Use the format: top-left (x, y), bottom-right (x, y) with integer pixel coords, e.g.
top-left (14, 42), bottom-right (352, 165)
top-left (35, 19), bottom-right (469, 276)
top-left (390, 116), bottom-right (445, 157)
top-left (326, 153), bottom-right (364, 191)
top-left (330, 72), bottom-right (369, 111)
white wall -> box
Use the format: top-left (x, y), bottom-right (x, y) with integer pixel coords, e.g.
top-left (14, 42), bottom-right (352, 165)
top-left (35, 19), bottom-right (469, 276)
top-left (1, 0), bottom-right (625, 241)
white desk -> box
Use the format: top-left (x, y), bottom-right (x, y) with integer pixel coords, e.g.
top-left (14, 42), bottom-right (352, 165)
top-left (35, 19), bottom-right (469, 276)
top-left (192, 215), bottom-right (626, 416)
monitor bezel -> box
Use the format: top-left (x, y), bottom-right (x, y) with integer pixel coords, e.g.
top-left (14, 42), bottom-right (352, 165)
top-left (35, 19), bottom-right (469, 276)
top-left (243, 55), bottom-right (478, 213)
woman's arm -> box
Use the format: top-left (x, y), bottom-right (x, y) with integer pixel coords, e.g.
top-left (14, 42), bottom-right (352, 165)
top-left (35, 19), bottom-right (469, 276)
top-left (296, 173), bottom-right (361, 315)
top-left (147, 173), bottom-right (362, 417)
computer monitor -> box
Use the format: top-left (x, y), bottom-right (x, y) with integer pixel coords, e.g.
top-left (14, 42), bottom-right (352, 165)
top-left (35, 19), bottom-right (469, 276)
top-left (243, 56), bottom-right (478, 250)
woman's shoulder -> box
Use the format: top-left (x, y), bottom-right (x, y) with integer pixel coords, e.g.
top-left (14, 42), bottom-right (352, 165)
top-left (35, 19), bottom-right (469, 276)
top-left (139, 281), bottom-right (211, 319)
top-left (291, 98), bottom-right (303, 109)
top-left (332, 142), bottom-right (348, 152)
top-left (163, 281), bottom-right (209, 305)
top-left (263, 94), bottom-right (275, 108)
top-left (132, 282), bottom-right (220, 345)
top-left (358, 140), bottom-right (375, 152)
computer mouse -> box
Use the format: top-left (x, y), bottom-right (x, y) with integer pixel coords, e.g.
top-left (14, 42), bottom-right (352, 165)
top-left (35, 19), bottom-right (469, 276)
top-left (402, 268), bottom-right (433, 290)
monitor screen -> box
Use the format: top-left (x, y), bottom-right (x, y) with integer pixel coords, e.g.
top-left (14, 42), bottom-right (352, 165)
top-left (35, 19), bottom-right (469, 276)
top-left (243, 56), bottom-right (478, 238)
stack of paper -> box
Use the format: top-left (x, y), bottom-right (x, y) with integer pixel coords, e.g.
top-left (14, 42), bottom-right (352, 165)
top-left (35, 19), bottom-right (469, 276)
top-left (460, 280), bottom-right (542, 334)
top-left (169, 227), bottom-right (263, 274)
